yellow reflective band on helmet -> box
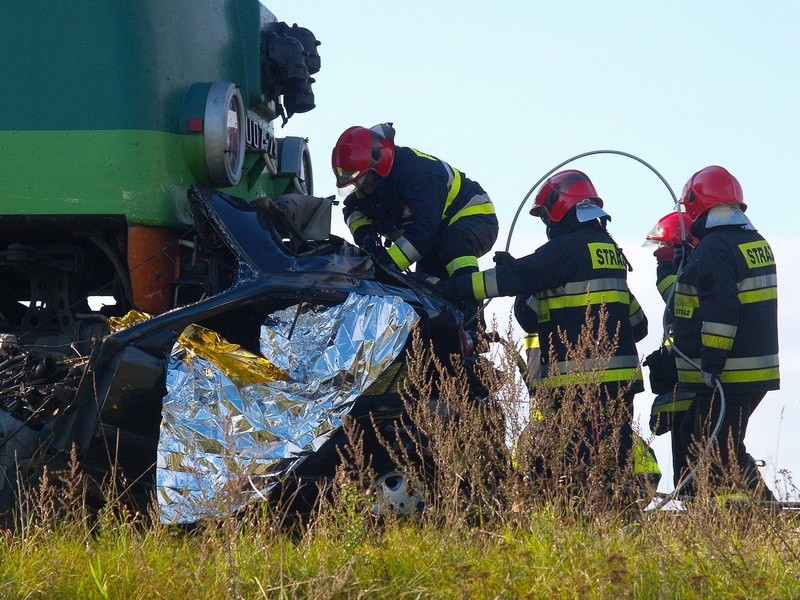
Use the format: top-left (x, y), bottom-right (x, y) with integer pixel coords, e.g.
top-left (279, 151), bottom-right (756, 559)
top-left (470, 271), bottom-right (488, 300)
top-left (445, 255), bottom-right (479, 276)
top-left (386, 244), bottom-right (413, 270)
top-left (524, 333), bottom-right (540, 349)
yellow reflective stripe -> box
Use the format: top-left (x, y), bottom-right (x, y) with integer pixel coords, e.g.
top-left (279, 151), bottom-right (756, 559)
top-left (629, 296), bottom-right (641, 315)
top-left (524, 333), bottom-right (540, 349)
top-left (445, 255), bottom-right (478, 276)
top-left (552, 355), bottom-right (640, 373)
top-left (651, 398), bottom-right (693, 413)
top-left (738, 287), bottom-right (778, 304)
top-left (676, 354), bottom-right (778, 372)
top-left (386, 244), bottom-right (412, 270)
top-left (470, 272), bottom-right (487, 301)
top-left (448, 202), bottom-right (496, 226)
top-left (346, 212), bottom-right (372, 234)
top-left (632, 438), bottom-right (661, 475)
top-left (657, 275), bottom-right (676, 298)
top-left (674, 293), bottom-right (699, 307)
top-left (539, 367), bottom-right (643, 388)
top-left (679, 367), bottom-right (780, 384)
top-left (442, 166), bottom-right (462, 217)
top-left (702, 333), bottom-right (735, 350)
top-left (538, 290), bottom-right (631, 312)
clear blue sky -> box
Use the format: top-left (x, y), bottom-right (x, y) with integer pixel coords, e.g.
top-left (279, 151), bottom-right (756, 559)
top-left (268, 1), bottom-right (800, 496)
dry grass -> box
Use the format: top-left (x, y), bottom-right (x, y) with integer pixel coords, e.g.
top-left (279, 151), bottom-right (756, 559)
top-left (0, 311), bottom-right (797, 598)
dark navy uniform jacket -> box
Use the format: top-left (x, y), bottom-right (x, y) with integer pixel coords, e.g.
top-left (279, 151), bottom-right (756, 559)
top-left (342, 146), bottom-right (497, 277)
top-left (672, 224), bottom-right (779, 394)
top-left (443, 218), bottom-right (647, 394)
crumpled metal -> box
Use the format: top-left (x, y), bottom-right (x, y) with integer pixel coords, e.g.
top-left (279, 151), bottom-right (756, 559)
top-left (156, 292), bottom-right (418, 524)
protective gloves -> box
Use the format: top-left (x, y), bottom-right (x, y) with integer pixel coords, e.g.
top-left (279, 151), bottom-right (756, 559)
top-left (359, 234), bottom-right (381, 256)
top-left (493, 251), bottom-right (515, 266)
top-left (653, 245), bottom-right (676, 266)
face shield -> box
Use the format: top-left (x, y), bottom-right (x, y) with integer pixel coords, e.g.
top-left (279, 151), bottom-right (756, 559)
top-left (336, 170), bottom-right (373, 198)
top-left (574, 199), bottom-right (610, 223)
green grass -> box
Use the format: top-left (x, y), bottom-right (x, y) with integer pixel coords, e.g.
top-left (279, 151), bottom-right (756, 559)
top-left (2, 321), bottom-right (797, 598)
top-left (1, 502), bottom-right (798, 599)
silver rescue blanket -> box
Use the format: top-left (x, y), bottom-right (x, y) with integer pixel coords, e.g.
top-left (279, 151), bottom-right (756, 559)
top-left (156, 293), bottom-right (418, 524)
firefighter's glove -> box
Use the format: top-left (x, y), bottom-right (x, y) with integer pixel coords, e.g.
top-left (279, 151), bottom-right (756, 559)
top-left (653, 245), bottom-right (676, 266)
top-left (434, 278), bottom-right (456, 299)
top-left (701, 370), bottom-right (720, 389)
top-left (493, 251), bottom-right (515, 266)
top-left (359, 234), bottom-right (381, 256)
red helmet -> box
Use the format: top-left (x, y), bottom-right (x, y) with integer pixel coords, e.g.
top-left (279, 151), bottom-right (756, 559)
top-left (331, 124), bottom-right (395, 188)
top-left (680, 165), bottom-right (747, 222)
top-left (644, 211), bottom-right (698, 247)
top-left (530, 170), bottom-right (604, 225)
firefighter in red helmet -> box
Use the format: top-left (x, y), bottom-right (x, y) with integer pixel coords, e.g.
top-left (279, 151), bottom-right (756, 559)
top-left (672, 165), bottom-right (779, 503)
top-left (331, 123), bottom-right (499, 322)
top-left (437, 169), bottom-right (649, 492)
top-left (642, 210), bottom-right (697, 489)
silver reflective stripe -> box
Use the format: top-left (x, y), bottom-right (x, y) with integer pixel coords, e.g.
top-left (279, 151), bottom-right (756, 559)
top-left (525, 295), bottom-right (539, 313)
top-left (484, 269), bottom-right (500, 297)
top-left (676, 282), bottom-right (697, 295)
top-left (676, 354), bottom-right (779, 371)
top-left (458, 193), bottom-right (493, 209)
top-left (629, 307), bottom-right (645, 327)
top-left (441, 160), bottom-right (455, 187)
top-left (346, 210), bottom-right (370, 228)
top-left (394, 235), bottom-right (422, 263)
top-left (738, 274), bottom-right (778, 292)
top-left (538, 277), bottom-right (627, 298)
top-left (701, 321), bottom-right (738, 338)
top-left (551, 355), bottom-right (641, 375)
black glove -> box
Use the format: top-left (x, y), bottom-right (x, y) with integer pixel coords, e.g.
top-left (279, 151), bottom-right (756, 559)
top-left (493, 251), bottom-right (515, 266)
top-left (434, 278), bottom-right (456, 299)
top-left (359, 234), bottom-right (381, 256)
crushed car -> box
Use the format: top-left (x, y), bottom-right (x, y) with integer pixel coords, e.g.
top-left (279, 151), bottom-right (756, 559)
top-left (0, 187), bottom-right (493, 523)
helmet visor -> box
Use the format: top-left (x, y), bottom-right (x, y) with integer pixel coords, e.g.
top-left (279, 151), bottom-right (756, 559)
top-left (334, 166), bottom-right (364, 188)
